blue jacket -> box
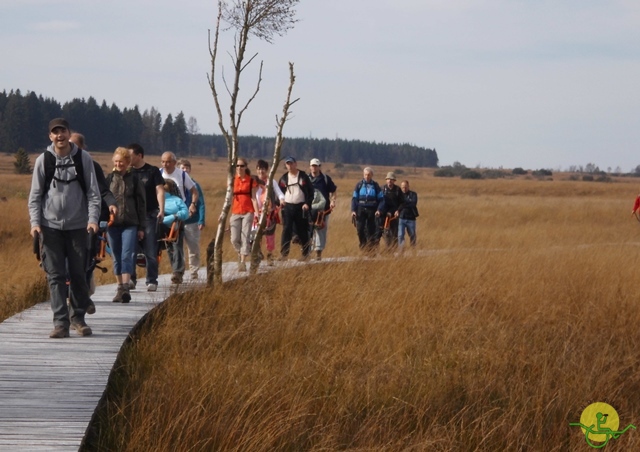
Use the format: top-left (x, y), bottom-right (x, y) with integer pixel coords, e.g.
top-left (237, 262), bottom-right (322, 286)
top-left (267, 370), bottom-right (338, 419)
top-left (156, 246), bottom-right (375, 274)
top-left (184, 179), bottom-right (205, 226)
top-left (163, 194), bottom-right (189, 226)
top-left (351, 179), bottom-right (383, 212)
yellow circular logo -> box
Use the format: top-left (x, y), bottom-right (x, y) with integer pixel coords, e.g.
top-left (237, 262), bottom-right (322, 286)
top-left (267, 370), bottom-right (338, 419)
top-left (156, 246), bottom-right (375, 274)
top-left (579, 403), bottom-right (620, 444)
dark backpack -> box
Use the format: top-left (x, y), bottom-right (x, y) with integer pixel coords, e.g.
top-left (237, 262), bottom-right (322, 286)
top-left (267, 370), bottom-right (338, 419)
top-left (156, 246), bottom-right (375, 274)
top-left (42, 148), bottom-right (86, 198)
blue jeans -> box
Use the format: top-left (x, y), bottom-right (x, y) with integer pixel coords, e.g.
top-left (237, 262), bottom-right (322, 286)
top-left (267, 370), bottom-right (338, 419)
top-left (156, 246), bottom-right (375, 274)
top-left (41, 226), bottom-right (89, 327)
top-left (398, 219), bottom-right (417, 247)
top-left (312, 214), bottom-right (330, 251)
top-left (108, 225), bottom-right (137, 275)
top-left (132, 210), bottom-right (160, 285)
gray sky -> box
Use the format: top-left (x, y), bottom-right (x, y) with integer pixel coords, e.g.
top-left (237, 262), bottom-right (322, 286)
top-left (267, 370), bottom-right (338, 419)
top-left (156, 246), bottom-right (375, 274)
top-left (2, 0), bottom-right (640, 170)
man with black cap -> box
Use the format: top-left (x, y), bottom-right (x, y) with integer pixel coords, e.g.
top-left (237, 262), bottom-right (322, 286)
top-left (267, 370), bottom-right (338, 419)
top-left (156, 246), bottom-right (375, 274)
top-left (278, 156), bottom-right (314, 260)
top-left (28, 118), bottom-right (101, 338)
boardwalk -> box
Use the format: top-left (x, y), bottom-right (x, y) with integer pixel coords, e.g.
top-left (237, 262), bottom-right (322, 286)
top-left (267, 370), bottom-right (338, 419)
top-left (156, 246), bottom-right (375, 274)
top-left (0, 260), bottom-right (298, 451)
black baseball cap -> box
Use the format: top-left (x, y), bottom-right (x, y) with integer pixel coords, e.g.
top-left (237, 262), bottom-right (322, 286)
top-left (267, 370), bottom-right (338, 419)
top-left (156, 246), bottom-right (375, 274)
top-left (49, 118), bottom-right (70, 132)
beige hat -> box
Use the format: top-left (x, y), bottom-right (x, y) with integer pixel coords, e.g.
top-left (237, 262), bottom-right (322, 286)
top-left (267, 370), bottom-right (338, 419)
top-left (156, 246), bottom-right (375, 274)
top-left (385, 172), bottom-right (396, 180)
top-left (310, 158), bottom-right (321, 166)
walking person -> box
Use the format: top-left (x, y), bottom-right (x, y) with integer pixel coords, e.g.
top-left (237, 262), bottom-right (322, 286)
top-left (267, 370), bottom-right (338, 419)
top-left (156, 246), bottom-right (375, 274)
top-left (69, 132), bottom-right (117, 309)
top-left (278, 156), bottom-right (314, 261)
top-left (106, 148), bottom-right (146, 303)
top-left (351, 167), bottom-right (383, 253)
top-left (397, 180), bottom-right (419, 250)
top-left (28, 118), bottom-right (101, 338)
top-left (161, 179), bottom-right (189, 267)
top-left (308, 158), bottom-right (337, 261)
top-left (160, 152), bottom-right (198, 284)
top-left (231, 158), bottom-right (259, 271)
top-left (178, 159), bottom-right (205, 280)
top-left (255, 159), bottom-right (285, 266)
top-left (129, 143), bottom-right (165, 292)
top-left (379, 172), bottom-right (405, 250)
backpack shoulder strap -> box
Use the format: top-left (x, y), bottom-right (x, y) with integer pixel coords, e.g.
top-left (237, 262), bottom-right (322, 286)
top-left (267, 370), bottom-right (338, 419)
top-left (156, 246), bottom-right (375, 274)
top-left (43, 152), bottom-right (55, 195)
top-left (182, 171), bottom-right (188, 200)
top-left (72, 149), bottom-right (86, 196)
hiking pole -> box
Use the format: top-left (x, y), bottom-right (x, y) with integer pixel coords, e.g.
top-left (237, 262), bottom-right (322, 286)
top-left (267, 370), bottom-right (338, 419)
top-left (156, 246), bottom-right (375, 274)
top-left (33, 231), bottom-right (42, 262)
top-left (85, 229), bottom-right (96, 273)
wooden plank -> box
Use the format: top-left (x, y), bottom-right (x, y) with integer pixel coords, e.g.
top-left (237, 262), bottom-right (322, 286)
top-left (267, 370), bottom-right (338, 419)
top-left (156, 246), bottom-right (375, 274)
top-left (0, 260), bottom-right (309, 451)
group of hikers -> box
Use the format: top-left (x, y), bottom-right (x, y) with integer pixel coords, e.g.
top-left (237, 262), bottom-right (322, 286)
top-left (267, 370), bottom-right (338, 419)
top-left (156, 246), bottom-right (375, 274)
top-left (27, 118), bottom-right (419, 338)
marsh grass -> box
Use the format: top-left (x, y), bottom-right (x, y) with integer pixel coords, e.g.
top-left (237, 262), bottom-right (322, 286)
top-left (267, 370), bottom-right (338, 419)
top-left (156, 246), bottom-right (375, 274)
top-left (87, 247), bottom-right (640, 450)
top-left (3, 153), bottom-right (640, 449)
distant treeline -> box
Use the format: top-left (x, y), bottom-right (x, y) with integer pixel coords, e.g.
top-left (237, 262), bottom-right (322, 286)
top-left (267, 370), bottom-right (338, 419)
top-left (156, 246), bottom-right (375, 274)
top-left (0, 89), bottom-right (438, 167)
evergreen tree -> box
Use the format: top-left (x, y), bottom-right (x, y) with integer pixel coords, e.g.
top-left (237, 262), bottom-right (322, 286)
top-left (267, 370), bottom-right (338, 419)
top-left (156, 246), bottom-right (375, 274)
top-left (161, 113), bottom-right (176, 152)
top-left (13, 147), bottom-right (31, 174)
top-left (174, 112), bottom-right (188, 154)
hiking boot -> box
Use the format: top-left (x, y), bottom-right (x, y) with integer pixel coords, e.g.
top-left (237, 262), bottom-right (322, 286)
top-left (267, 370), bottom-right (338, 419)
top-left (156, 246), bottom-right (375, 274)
top-left (86, 300), bottom-right (96, 315)
top-left (71, 321), bottom-right (92, 336)
top-left (121, 286), bottom-right (131, 304)
top-left (146, 283), bottom-right (157, 292)
top-left (316, 250), bottom-right (322, 261)
top-left (128, 280), bottom-right (136, 290)
top-left (171, 273), bottom-right (183, 285)
top-left (191, 271), bottom-right (198, 280)
top-left (113, 284), bottom-right (126, 303)
top-left (49, 326), bottom-right (69, 339)
top-left (267, 253), bottom-right (274, 266)
top-left (238, 261), bottom-right (247, 272)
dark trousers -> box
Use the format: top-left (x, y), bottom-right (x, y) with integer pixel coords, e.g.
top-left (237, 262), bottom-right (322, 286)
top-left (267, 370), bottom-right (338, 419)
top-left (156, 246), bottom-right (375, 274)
top-left (41, 226), bottom-right (89, 327)
top-left (132, 210), bottom-right (160, 285)
top-left (356, 206), bottom-right (379, 250)
top-left (281, 203), bottom-right (310, 257)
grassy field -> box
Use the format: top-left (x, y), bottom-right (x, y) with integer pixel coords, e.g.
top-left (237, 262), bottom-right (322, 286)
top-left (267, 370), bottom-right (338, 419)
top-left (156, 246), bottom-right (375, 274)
top-left (2, 151), bottom-right (640, 449)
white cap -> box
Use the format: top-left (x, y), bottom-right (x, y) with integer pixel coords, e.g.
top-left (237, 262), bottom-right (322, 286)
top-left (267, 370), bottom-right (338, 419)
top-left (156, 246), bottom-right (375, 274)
top-left (310, 158), bottom-right (321, 166)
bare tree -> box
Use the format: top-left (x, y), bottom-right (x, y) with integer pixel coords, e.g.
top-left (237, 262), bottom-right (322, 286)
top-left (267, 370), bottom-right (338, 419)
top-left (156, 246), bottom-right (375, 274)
top-left (249, 63), bottom-right (298, 273)
top-left (206, 0), bottom-right (299, 287)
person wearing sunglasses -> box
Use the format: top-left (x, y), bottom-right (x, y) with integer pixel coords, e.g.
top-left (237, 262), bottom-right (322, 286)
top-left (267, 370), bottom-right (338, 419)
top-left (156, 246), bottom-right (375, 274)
top-left (230, 158), bottom-right (259, 271)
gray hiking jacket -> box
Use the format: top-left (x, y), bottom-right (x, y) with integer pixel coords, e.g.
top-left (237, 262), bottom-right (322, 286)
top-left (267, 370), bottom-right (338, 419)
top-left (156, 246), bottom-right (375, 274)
top-left (28, 144), bottom-right (101, 230)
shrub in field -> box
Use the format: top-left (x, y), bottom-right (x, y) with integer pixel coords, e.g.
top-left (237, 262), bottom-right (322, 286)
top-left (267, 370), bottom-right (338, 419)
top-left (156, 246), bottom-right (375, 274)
top-left (532, 169), bottom-right (553, 177)
top-left (460, 170), bottom-right (482, 179)
top-left (482, 169), bottom-right (507, 179)
top-left (434, 168), bottom-right (455, 177)
top-left (512, 167), bottom-right (527, 175)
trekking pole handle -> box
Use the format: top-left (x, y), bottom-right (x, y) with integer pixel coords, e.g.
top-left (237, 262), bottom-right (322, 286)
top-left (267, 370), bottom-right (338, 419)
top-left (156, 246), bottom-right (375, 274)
top-left (33, 231), bottom-right (41, 261)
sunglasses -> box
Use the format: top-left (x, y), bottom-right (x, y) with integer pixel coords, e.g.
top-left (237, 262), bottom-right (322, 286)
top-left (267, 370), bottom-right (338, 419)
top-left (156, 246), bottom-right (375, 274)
top-left (237, 164), bottom-right (246, 168)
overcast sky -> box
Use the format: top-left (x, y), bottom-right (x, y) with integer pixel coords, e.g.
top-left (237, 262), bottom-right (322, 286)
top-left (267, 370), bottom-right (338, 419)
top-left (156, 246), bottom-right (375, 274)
top-left (2, 0), bottom-right (640, 170)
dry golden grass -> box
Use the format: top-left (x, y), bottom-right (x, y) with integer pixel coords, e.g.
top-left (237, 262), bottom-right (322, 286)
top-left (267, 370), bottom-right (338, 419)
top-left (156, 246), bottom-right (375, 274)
top-left (3, 153), bottom-right (640, 449)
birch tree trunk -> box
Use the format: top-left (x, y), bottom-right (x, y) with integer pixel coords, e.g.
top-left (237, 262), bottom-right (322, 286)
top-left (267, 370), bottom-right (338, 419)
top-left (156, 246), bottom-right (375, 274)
top-left (250, 63), bottom-right (298, 273)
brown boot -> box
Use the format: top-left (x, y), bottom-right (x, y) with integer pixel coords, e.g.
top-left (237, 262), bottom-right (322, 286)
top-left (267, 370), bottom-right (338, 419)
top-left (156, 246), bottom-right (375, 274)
top-left (112, 284), bottom-right (125, 303)
top-left (122, 286), bottom-right (131, 304)
top-left (267, 253), bottom-right (274, 266)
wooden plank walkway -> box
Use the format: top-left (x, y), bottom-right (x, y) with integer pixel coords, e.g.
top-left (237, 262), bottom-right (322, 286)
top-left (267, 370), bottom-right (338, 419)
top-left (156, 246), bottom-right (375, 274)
top-left (0, 259), bottom-right (321, 451)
